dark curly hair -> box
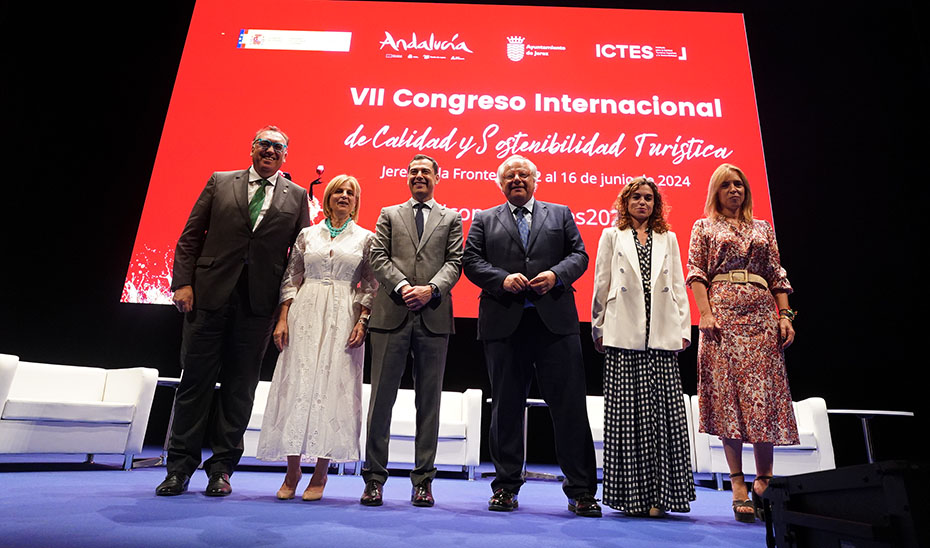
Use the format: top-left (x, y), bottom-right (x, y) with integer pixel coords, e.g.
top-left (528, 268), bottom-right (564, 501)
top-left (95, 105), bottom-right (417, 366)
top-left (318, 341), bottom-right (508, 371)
top-left (613, 176), bottom-right (670, 233)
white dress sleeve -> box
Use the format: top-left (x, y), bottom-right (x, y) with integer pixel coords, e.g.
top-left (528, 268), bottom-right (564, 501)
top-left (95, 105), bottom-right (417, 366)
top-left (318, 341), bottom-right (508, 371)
top-left (354, 231), bottom-right (379, 309)
top-left (279, 228), bottom-right (308, 303)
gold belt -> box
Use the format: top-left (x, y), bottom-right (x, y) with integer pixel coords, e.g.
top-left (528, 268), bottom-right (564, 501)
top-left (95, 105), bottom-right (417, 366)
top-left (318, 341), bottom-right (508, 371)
top-left (711, 269), bottom-right (768, 289)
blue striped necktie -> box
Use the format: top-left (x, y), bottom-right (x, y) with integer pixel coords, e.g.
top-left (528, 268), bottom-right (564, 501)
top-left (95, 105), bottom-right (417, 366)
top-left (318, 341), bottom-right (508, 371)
top-left (514, 206), bottom-right (529, 247)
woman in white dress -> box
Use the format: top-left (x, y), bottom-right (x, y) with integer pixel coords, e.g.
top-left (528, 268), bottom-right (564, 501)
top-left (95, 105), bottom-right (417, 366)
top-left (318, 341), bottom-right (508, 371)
top-left (256, 175), bottom-right (378, 501)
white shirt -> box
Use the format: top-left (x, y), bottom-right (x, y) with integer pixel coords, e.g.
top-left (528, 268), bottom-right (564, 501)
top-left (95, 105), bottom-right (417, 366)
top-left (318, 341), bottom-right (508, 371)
top-left (506, 197), bottom-right (536, 231)
top-left (247, 166), bottom-right (279, 230)
top-left (408, 197), bottom-right (436, 226)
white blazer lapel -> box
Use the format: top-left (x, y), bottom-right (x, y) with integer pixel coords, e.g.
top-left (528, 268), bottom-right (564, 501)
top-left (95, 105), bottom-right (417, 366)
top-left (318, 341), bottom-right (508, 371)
top-left (617, 228), bottom-right (642, 282)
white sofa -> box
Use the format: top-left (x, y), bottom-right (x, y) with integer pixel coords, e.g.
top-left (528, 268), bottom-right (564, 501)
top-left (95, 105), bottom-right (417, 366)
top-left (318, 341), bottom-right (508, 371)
top-left (243, 381), bottom-right (483, 480)
top-left (690, 395), bottom-right (835, 488)
top-left (0, 354), bottom-right (158, 470)
top-left (242, 380), bottom-right (271, 461)
top-left (361, 384), bottom-right (483, 480)
top-left (587, 393), bottom-right (696, 471)
top-left (587, 396), bottom-right (605, 468)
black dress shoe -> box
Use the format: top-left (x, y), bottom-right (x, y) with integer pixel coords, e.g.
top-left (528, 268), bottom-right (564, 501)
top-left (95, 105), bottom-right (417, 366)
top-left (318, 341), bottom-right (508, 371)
top-left (488, 488), bottom-right (519, 512)
top-left (155, 473), bottom-right (190, 496)
top-left (411, 480), bottom-right (434, 507)
top-left (360, 480), bottom-right (383, 506)
top-left (568, 494), bottom-right (602, 517)
top-left (205, 473), bottom-right (232, 497)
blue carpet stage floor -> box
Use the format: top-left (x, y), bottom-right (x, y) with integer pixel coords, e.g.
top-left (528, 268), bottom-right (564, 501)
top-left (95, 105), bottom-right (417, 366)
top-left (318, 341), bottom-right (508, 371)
top-left (1, 448), bottom-right (767, 548)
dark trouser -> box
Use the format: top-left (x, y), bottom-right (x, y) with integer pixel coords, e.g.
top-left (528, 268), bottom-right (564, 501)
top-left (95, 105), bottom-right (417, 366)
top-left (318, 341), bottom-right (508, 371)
top-left (483, 308), bottom-right (597, 498)
top-left (363, 315), bottom-right (448, 486)
top-left (166, 274), bottom-right (274, 478)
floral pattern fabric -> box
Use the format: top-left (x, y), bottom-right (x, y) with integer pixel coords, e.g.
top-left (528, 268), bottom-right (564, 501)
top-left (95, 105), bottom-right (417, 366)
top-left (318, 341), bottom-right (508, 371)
top-left (687, 218), bottom-right (799, 445)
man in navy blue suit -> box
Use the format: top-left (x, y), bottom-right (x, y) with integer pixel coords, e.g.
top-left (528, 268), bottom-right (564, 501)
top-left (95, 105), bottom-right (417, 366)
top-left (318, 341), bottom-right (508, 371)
top-left (463, 155), bottom-right (600, 517)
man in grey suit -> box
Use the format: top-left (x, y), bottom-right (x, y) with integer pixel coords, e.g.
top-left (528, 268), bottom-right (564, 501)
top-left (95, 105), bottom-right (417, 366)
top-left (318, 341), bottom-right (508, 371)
top-left (156, 125), bottom-right (310, 497)
top-left (361, 154), bottom-right (464, 507)
top-left (463, 154), bottom-right (601, 517)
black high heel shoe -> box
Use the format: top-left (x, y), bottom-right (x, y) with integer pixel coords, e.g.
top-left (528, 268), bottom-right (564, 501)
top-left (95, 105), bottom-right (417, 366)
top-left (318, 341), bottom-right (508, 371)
top-left (729, 472), bottom-right (755, 523)
top-left (752, 475), bottom-right (772, 521)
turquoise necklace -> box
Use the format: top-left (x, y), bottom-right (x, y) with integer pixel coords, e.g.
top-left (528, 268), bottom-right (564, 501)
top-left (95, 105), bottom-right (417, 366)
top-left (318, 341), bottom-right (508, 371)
top-left (325, 217), bottom-right (352, 238)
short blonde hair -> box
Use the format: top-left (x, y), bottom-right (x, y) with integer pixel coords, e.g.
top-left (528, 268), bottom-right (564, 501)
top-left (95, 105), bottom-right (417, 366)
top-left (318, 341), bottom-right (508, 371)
top-left (704, 163), bottom-right (753, 222)
top-left (322, 175), bottom-right (361, 220)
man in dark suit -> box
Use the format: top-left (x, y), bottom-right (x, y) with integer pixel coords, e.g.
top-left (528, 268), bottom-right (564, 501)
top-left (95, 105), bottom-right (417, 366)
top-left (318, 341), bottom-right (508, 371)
top-left (360, 154), bottom-right (463, 507)
top-left (156, 125), bottom-right (310, 497)
top-left (463, 154), bottom-right (601, 517)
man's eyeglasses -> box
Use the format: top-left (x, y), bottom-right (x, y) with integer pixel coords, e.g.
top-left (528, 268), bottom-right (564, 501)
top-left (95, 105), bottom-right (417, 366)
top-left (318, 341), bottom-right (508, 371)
top-left (253, 139), bottom-right (288, 153)
top-left (502, 171), bottom-right (533, 182)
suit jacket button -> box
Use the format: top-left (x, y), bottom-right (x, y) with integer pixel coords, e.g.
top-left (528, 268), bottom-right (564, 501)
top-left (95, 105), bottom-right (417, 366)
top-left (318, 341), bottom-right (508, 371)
top-left (621, 287), bottom-right (627, 292)
top-left (619, 268), bottom-right (624, 273)
top-left (662, 287), bottom-right (670, 292)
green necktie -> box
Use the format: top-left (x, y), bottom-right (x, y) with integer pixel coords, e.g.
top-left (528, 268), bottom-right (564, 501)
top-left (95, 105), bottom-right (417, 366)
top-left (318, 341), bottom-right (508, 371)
top-left (249, 179), bottom-right (269, 229)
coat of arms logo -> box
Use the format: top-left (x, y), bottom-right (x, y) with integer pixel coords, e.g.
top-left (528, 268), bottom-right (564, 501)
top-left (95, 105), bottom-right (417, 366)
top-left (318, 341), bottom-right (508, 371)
top-left (507, 36), bottom-right (526, 62)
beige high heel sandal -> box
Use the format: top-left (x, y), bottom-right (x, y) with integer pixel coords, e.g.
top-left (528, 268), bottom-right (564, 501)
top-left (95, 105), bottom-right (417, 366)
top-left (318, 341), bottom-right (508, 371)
top-left (276, 472), bottom-right (302, 500)
top-left (302, 475), bottom-right (327, 501)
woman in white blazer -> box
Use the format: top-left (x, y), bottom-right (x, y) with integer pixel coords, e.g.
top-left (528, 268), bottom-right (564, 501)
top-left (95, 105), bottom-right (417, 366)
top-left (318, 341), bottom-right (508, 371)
top-left (591, 176), bottom-right (695, 517)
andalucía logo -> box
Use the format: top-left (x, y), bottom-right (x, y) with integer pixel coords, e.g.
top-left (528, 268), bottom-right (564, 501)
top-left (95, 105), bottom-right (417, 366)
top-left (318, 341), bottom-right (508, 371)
top-left (379, 31), bottom-right (474, 54)
top-left (507, 36), bottom-right (526, 62)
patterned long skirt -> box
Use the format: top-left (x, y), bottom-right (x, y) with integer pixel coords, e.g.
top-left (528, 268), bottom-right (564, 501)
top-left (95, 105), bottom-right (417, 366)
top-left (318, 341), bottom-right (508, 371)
top-left (697, 283), bottom-right (799, 445)
top-left (602, 347), bottom-right (695, 513)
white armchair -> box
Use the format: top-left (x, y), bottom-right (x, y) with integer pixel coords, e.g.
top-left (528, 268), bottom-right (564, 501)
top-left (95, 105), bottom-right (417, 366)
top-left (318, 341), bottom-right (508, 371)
top-left (690, 395), bottom-right (836, 488)
top-left (243, 382), bottom-right (483, 480)
top-left (360, 384), bottom-right (483, 480)
top-left (586, 396), bottom-right (605, 468)
top-left (242, 380), bottom-right (271, 460)
top-left (0, 354), bottom-right (158, 470)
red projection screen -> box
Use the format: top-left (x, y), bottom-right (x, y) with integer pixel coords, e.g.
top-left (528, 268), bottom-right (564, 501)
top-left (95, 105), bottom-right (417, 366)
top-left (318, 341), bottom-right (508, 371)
top-left (121, 0), bottom-right (773, 322)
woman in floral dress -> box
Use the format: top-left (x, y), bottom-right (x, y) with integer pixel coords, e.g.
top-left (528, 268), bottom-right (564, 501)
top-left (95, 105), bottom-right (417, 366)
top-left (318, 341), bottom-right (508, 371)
top-left (256, 175), bottom-right (378, 501)
top-left (687, 163), bottom-right (798, 522)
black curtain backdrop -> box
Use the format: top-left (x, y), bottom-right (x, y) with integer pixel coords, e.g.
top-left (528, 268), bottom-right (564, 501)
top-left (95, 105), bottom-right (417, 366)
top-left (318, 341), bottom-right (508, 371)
top-left (4, 0), bottom-right (928, 468)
